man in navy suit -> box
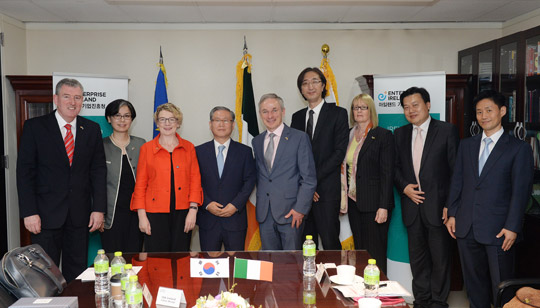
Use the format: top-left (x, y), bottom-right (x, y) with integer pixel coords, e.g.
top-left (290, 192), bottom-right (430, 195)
top-left (253, 93), bottom-right (317, 250)
top-left (196, 106), bottom-right (256, 251)
top-left (394, 87), bottom-right (459, 308)
top-left (446, 90), bottom-right (533, 308)
top-left (291, 67), bottom-right (348, 250)
top-left (17, 78), bottom-right (107, 282)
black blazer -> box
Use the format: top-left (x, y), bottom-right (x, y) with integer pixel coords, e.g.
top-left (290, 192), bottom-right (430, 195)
top-left (17, 111), bottom-right (107, 229)
top-left (353, 126), bottom-right (395, 212)
top-left (394, 118), bottom-right (459, 227)
top-left (291, 102), bottom-right (349, 202)
top-left (195, 140), bottom-right (256, 231)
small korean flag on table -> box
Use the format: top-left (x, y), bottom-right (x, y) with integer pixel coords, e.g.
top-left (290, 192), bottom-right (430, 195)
top-left (190, 258), bottom-right (230, 278)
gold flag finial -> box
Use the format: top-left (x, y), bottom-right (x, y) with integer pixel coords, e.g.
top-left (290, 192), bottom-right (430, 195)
top-left (321, 44), bottom-right (330, 58)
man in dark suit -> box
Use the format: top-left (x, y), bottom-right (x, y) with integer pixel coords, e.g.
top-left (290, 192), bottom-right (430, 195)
top-left (446, 90), bottom-right (533, 308)
top-left (394, 87), bottom-right (459, 308)
top-left (196, 106), bottom-right (256, 251)
top-left (291, 67), bottom-right (348, 250)
top-left (17, 78), bottom-right (107, 282)
top-left (253, 93), bottom-right (317, 250)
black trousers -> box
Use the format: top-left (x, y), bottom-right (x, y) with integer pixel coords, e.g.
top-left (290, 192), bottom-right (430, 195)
top-left (199, 224), bottom-right (246, 251)
top-left (144, 209), bottom-right (192, 252)
top-left (347, 198), bottom-right (389, 274)
top-left (302, 199), bottom-right (341, 250)
top-left (406, 208), bottom-right (451, 308)
top-left (31, 217), bottom-right (88, 283)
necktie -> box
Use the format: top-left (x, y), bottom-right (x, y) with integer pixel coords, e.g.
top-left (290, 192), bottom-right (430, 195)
top-left (64, 124), bottom-right (74, 166)
top-left (479, 137), bottom-right (493, 175)
top-left (306, 110), bottom-right (314, 140)
top-left (217, 145), bottom-right (225, 178)
top-left (264, 133), bottom-right (276, 172)
top-left (412, 127), bottom-right (423, 190)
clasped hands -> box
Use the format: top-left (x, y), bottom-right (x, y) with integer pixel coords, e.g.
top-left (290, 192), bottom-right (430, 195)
top-left (207, 201), bottom-right (237, 218)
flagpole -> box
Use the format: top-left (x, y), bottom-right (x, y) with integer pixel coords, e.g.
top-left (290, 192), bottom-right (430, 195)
top-left (232, 256), bottom-right (235, 290)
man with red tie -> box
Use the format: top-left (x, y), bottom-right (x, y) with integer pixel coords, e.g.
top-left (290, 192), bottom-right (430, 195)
top-left (17, 78), bottom-right (107, 282)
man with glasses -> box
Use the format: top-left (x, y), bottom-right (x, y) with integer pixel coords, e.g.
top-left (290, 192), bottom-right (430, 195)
top-left (291, 67), bottom-right (348, 250)
top-left (17, 78), bottom-right (107, 282)
top-left (394, 87), bottom-right (459, 308)
top-left (196, 106), bottom-right (256, 251)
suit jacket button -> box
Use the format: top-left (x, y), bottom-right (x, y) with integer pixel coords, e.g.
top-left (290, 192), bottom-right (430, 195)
top-left (178, 187), bottom-right (181, 190)
top-left (269, 179), bottom-right (272, 182)
top-left (266, 193), bottom-right (269, 196)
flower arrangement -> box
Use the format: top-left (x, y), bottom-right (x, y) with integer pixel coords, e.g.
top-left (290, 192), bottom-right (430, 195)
top-left (193, 285), bottom-right (257, 308)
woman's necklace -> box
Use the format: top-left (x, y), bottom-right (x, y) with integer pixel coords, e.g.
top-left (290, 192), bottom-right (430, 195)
top-left (110, 134), bottom-right (130, 154)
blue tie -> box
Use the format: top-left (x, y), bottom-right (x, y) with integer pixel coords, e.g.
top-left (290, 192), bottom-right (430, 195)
top-left (217, 145), bottom-right (225, 178)
top-left (478, 137), bottom-right (493, 175)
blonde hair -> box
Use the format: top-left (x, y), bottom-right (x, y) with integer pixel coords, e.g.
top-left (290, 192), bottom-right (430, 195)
top-left (154, 103), bottom-right (183, 126)
top-left (350, 93), bottom-right (378, 128)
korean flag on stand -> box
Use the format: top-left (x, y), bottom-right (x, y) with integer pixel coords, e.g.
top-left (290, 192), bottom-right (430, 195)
top-left (190, 258), bottom-right (230, 278)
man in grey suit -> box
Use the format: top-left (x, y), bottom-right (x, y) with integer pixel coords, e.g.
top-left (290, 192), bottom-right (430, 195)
top-left (252, 93), bottom-right (317, 250)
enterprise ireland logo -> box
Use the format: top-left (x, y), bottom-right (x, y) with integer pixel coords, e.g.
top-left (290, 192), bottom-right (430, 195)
top-left (377, 90), bottom-right (403, 108)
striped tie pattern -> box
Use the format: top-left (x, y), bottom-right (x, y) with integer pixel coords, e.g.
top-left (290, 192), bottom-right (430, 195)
top-left (64, 124), bottom-right (74, 166)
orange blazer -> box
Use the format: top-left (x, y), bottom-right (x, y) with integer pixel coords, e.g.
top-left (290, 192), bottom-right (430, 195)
top-left (131, 133), bottom-right (203, 213)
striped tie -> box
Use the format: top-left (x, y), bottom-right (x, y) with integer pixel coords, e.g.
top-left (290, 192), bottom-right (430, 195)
top-left (64, 124), bottom-right (74, 166)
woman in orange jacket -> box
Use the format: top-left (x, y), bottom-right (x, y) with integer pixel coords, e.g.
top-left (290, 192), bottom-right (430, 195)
top-left (131, 103), bottom-right (203, 251)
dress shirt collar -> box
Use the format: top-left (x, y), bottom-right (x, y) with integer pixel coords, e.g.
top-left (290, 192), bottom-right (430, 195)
top-left (308, 99), bottom-right (325, 114)
top-left (413, 116), bottom-right (431, 133)
top-left (214, 138), bottom-right (231, 153)
top-left (55, 111), bottom-right (77, 137)
top-left (481, 127), bottom-right (504, 145)
top-left (267, 122), bottom-right (285, 137)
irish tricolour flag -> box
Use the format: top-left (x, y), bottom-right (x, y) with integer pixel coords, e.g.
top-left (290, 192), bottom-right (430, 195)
top-left (233, 258), bottom-right (273, 282)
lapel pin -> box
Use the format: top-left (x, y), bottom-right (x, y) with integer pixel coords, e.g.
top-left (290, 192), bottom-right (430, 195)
top-left (371, 136), bottom-right (376, 139)
top-left (285, 137), bottom-right (288, 140)
top-left (80, 125), bottom-right (84, 130)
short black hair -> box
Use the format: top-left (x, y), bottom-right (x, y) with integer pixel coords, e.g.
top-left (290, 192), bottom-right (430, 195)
top-left (105, 99), bottom-right (137, 120)
top-left (400, 87), bottom-right (430, 107)
top-left (297, 67), bottom-right (327, 100)
top-left (473, 90), bottom-right (506, 109)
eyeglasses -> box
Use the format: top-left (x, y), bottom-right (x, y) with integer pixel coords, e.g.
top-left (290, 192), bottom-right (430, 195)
top-left (211, 119), bottom-right (233, 125)
top-left (353, 106), bottom-right (369, 111)
top-left (112, 114), bottom-right (132, 121)
top-left (301, 79), bottom-right (322, 87)
top-left (157, 117), bottom-right (178, 123)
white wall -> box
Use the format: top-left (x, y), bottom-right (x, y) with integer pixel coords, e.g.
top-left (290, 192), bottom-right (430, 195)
top-left (1, 13), bottom-right (27, 249)
top-left (25, 26), bottom-right (502, 145)
top-left (503, 8), bottom-right (540, 36)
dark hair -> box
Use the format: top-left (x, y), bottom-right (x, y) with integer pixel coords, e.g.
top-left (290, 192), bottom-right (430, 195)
top-left (400, 87), bottom-right (430, 107)
top-left (105, 99), bottom-right (137, 120)
top-left (55, 78), bottom-right (83, 94)
top-left (473, 90), bottom-right (506, 109)
top-left (209, 106), bottom-right (235, 121)
top-left (297, 67), bottom-right (327, 100)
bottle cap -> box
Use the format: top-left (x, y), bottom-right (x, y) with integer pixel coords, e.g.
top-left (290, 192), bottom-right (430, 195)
top-left (97, 249), bottom-right (105, 255)
top-left (368, 259), bottom-right (376, 265)
top-left (306, 235), bottom-right (313, 240)
top-left (124, 264), bottom-right (132, 270)
top-left (114, 251), bottom-right (122, 257)
top-left (129, 275), bottom-right (138, 282)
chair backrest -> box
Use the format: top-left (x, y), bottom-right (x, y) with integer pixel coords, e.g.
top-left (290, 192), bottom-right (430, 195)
top-left (496, 278), bottom-right (540, 308)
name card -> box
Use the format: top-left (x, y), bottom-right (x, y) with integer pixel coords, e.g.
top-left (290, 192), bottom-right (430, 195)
top-left (156, 286), bottom-right (186, 308)
top-left (143, 283), bottom-right (153, 308)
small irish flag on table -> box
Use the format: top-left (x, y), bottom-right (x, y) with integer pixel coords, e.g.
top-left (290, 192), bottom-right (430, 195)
top-left (233, 258), bottom-right (273, 282)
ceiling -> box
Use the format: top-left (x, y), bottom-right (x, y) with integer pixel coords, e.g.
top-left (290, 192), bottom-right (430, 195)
top-left (0, 0), bottom-right (539, 24)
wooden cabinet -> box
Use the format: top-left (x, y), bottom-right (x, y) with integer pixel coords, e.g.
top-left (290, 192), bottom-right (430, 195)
top-left (7, 75), bottom-right (53, 247)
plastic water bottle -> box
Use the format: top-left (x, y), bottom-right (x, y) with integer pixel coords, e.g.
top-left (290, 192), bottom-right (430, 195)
top-left (94, 249), bottom-right (110, 295)
top-left (111, 251), bottom-right (126, 276)
top-left (364, 259), bottom-right (380, 297)
top-left (121, 264), bottom-right (136, 293)
top-left (125, 275), bottom-right (143, 308)
top-left (303, 276), bottom-right (316, 307)
top-left (303, 235), bottom-right (316, 277)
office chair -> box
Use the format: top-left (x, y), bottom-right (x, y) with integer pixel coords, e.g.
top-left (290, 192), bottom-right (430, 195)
top-left (495, 278), bottom-right (540, 308)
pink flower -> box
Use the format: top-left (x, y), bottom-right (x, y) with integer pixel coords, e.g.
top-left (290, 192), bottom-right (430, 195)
top-left (226, 302), bottom-right (237, 308)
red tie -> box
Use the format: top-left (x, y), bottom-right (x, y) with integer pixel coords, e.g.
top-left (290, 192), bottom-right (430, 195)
top-left (64, 124), bottom-right (74, 166)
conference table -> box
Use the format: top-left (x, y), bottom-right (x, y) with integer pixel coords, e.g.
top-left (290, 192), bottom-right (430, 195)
top-left (62, 250), bottom-right (408, 308)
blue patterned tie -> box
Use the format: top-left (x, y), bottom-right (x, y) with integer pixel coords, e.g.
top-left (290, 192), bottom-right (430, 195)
top-left (217, 145), bottom-right (225, 178)
top-left (478, 137), bottom-right (492, 175)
